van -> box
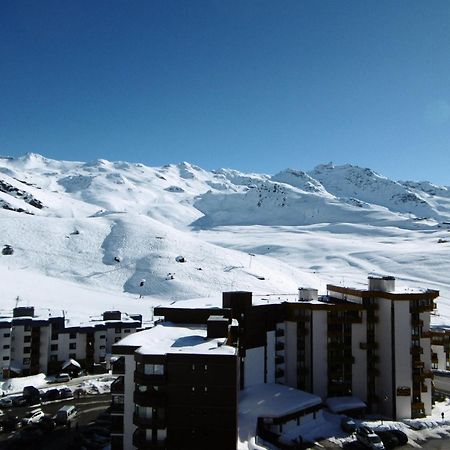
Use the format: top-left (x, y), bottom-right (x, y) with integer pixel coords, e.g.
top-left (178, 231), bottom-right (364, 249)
top-left (55, 405), bottom-right (77, 425)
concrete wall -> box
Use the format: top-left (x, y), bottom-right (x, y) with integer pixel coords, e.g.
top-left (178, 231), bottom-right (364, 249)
top-left (266, 330), bottom-right (275, 384)
top-left (123, 354), bottom-right (135, 450)
top-left (244, 347), bottom-right (265, 387)
top-left (351, 317), bottom-right (367, 401)
top-left (285, 322), bottom-right (297, 388)
top-left (394, 301), bottom-right (412, 419)
top-left (311, 310), bottom-right (327, 399)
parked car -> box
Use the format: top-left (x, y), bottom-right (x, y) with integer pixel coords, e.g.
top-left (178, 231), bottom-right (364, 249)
top-left (41, 388), bottom-right (60, 402)
top-left (376, 431), bottom-right (399, 450)
top-left (0, 415), bottom-right (22, 433)
top-left (356, 426), bottom-right (385, 450)
top-left (12, 396), bottom-right (27, 407)
top-left (6, 424), bottom-right (44, 449)
top-left (21, 408), bottom-right (44, 425)
top-left (54, 405), bottom-right (77, 425)
top-left (341, 416), bottom-right (357, 433)
top-left (2, 245), bottom-right (14, 256)
top-left (54, 373), bottom-right (71, 383)
top-left (38, 415), bottom-right (56, 432)
top-left (0, 397), bottom-right (13, 408)
top-left (389, 429), bottom-right (408, 446)
top-left (59, 387), bottom-right (74, 399)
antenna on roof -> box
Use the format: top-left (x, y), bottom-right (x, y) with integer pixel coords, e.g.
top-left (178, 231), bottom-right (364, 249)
top-left (14, 296), bottom-right (21, 309)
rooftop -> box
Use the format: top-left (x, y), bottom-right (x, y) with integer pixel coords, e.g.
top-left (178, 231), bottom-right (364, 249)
top-left (116, 322), bottom-right (237, 356)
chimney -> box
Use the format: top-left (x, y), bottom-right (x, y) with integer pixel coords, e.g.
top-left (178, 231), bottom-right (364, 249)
top-left (298, 288), bottom-right (318, 302)
top-left (207, 315), bottom-right (229, 339)
top-left (368, 276), bottom-right (395, 292)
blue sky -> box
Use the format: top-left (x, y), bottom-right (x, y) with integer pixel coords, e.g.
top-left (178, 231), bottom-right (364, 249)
top-left (1, 1), bottom-right (450, 183)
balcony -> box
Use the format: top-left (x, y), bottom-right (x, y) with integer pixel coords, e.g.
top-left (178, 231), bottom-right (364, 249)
top-left (422, 331), bottom-right (432, 339)
top-left (396, 387), bottom-right (411, 396)
top-left (275, 328), bottom-right (285, 338)
top-left (134, 370), bottom-right (165, 385)
top-left (275, 368), bottom-right (284, 378)
top-left (110, 402), bottom-right (124, 414)
top-left (275, 342), bottom-right (285, 352)
top-left (411, 402), bottom-right (425, 413)
top-left (411, 319), bottom-right (424, 328)
top-left (134, 390), bottom-right (166, 407)
top-left (359, 341), bottom-right (379, 350)
top-left (423, 370), bottom-right (434, 379)
top-left (112, 356), bottom-right (125, 375)
top-left (410, 346), bottom-right (423, 355)
top-left (132, 430), bottom-right (166, 449)
top-left (111, 377), bottom-right (124, 394)
top-left (133, 412), bottom-right (166, 429)
top-left (412, 361), bottom-right (425, 369)
top-left (275, 355), bottom-right (284, 365)
top-left (297, 325), bottom-right (309, 336)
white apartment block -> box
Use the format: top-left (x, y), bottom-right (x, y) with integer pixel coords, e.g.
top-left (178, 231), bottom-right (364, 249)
top-left (0, 307), bottom-right (142, 378)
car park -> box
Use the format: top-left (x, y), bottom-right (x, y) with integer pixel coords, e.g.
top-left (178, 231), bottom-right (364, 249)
top-left (21, 408), bottom-right (44, 425)
top-left (356, 426), bottom-right (385, 450)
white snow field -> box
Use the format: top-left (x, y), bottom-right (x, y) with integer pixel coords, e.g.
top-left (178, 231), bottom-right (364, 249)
top-left (0, 153), bottom-right (450, 327)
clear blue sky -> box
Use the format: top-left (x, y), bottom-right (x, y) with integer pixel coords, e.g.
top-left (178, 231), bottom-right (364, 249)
top-left (1, 1), bottom-right (450, 183)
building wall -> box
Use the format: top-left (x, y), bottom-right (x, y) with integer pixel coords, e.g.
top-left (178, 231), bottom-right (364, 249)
top-left (351, 317), bottom-right (367, 401)
top-left (394, 301), bottom-right (413, 419)
top-left (311, 310), bottom-right (327, 399)
top-left (123, 354), bottom-right (135, 450)
top-left (377, 299), bottom-right (394, 418)
top-left (285, 321), bottom-right (297, 387)
top-left (244, 347), bottom-right (265, 387)
top-left (266, 330), bottom-right (276, 384)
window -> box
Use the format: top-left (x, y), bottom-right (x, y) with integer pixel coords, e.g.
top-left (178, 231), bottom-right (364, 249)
top-left (3, 333), bottom-right (10, 338)
top-left (50, 344), bottom-right (58, 351)
top-left (24, 347), bottom-right (31, 354)
top-left (124, 329), bottom-right (130, 334)
top-left (114, 337), bottom-right (121, 343)
top-left (69, 332), bottom-right (76, 339)
top-left (50, 355), bottom-right (57, 362)
top-left (99, 335), bottom-right (106, 339)
top-left (144, 364), bottom-right (164, 375)
top-left (100, 345), bottom-right (105, 349)
top-left (23, 358), bottom-right (30, 365)
top-left (3, 344), bottom-right (9, 349)
top-left (24, 336), bottom-right (31, 343)
top-left (69, 353), bottom-right (76, 359)
top-left (115, 328), bottom-right (121, 334)
top-left (51, 334), bottom-right (58, 341)
top-left (24, 325), bottom-right (31, 332)
top-left (69, 343), bottom-right (76, 350)
top-left (2, 356), bottom-right (9, 361)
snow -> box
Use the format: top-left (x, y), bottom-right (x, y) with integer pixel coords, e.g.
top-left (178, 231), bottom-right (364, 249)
top-left (62, 358), bottom-right (81, 370)
top-left (325, 396), bottom-right (367, 414)
top-left (1, 373), bottom-right (47, 395)
top-left (117, 322), bottom-right (237, 355)
top-left (1, 153), bottom-right (450, 327)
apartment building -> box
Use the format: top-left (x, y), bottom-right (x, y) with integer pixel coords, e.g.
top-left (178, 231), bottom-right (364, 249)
top-left (430, 328), bottom-right (450, 371)
top-left (112, 275), bottom-right (438, 449)
top-left (111, 318), bottom-right (238, 450)
top-left (0, 307), bottom-right (142, 377)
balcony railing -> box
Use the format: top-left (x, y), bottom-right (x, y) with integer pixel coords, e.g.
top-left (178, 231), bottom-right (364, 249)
top-left (410, 346), bottom-right (423, 355)
top-left (275, 368), bottom-right (284, 378)
top-left (133, 390), bottom-right (166, 407)
top-left (110, 402), bottom-right (124, 414)
top-left (275, 328), bottom-right (285, 337)
top-left (412, 361), bottom-right (425, 369)
top-left (133, 430), bottom-right (166, 449)
top-left (133, 412), bottom-right (166, 429)
top-left (134, 370), bottom-right (165, 385)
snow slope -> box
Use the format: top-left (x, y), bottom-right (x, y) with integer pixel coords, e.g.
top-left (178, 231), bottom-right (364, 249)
top-left (1, 154), bottom-right (450, 326)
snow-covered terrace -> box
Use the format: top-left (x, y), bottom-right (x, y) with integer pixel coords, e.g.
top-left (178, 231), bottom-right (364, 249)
top-left (117, 322), bottom-right (237, 356)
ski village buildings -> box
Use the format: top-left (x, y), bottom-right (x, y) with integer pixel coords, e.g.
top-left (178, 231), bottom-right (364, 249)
top-left (0, 307), bottom-right (142, 377)
top-left (109, 275), bottom-right (441, 450)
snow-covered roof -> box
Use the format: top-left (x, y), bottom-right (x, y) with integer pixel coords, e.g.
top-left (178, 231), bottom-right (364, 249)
top-left (62, 358), bottom-right (81, 369)
top-left (116, 322), bottom-right (236, 356)
top-left (325, 396), bottom-right (366, 414)
top-left (240, 383), bottom-right (322, 419)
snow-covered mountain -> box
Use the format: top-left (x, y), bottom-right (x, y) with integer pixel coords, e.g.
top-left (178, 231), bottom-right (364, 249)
top-left (1, 154), bottom-right (450, 326)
